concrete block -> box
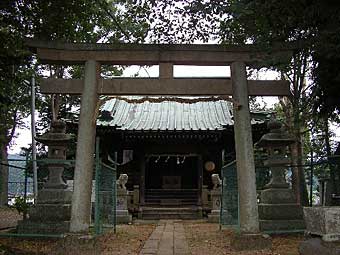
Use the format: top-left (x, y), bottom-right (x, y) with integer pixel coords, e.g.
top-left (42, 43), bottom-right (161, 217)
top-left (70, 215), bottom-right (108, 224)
top-left (304, 207), bottom-right (340, 237)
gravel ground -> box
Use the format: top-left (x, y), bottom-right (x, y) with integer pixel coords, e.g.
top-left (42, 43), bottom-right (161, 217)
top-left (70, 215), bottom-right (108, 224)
top-left (183, 221), bottom-right (304, 255)
top-left (0, 207), bottom-right (22, 230)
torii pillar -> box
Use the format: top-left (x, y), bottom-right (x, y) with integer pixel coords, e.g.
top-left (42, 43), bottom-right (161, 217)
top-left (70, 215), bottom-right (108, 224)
top-left (231, 61), bottom-right (260, 233)
top-left (70, 60), bottom-right (100, 232)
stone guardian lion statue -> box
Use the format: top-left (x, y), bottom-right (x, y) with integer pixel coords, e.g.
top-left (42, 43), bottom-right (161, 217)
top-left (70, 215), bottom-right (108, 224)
top-left (211, 174), bottom-right (222, 190)
top-left (117, 174), bottom-right (128, 190)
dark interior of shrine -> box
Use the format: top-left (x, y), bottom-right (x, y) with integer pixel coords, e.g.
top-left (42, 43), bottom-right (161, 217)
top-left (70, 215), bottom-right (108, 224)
top-left (145, 155), bottom-right (198, 190)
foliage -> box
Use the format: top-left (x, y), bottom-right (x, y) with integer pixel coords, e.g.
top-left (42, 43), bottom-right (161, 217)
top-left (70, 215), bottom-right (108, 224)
top-left (12, 196), bottom-right (29, 216)
top-left (0, 0), bottom-right (150, 204)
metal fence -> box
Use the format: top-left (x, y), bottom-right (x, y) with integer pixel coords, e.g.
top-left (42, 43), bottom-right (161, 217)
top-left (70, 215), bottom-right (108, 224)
top-left (2, 157), bottom-right (34, 206)
top-left (220, 161), bottom-right (239, 228)
top-left (0, 151), bottom-right (118, 236)
top-left (220, 155), bottom-right (340, 231)
top-left (94, 160), bottom-right (117, 235)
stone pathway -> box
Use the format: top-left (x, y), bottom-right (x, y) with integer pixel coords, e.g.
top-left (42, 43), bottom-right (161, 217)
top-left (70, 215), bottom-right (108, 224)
top-left (139, 220), bottom-right (190, 255)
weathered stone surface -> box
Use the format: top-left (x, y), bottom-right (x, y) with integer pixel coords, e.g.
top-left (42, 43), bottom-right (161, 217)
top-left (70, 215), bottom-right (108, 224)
top-left (299, 238), bottom-right (340, 255)
top-left (115, 187), bottom-right (132, 224)
top-left (207, 187), bottom-right (221, 223)
top-left (260, 188), bottom-right (296, 204)
top-left (260, 219), bottom-right (305, 232)
top-left (259, 188), bottom-right (304, 232)
top-left (230, 233), bottom-right (272, 251)
top-left (258, 204), bottom-right (303, 220)
top-left (231, 61), bottom-right (259, 233)
top-left (28, 204), bottom-right (71, 221)
top-left (257, 120), bottom-right (305, 232)
top-left (304, 207), bottom-right (340, 236)
top-left (37, 189), bottom-right (73, 204)
top-left (17, 220), bottom-right (70, 234)
top-left (70, 60), bottom-right (99, 233)
top-left (18, 121), bottom-right (73, 234)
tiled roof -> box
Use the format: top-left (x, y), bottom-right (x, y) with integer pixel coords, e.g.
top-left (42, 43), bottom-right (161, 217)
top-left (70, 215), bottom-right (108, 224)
top-left (97, 97), bottom-right (264, 131)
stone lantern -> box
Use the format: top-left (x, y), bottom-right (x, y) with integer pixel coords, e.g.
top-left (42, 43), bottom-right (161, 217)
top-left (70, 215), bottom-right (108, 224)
top-left (18, 120), bottom-right (73, 234)
top-left (258, 120), bottom-right (293, 190)
top-left (257, 119), bottom-right (305, 232)
top-left (36, 120), bottom-right (72, 190)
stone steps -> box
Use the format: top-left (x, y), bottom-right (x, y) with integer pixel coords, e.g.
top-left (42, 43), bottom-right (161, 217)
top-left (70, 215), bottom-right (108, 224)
top-left (145, 189), bottom-right (198, 205)
top-left (140, 206), bottom-right (201, 220)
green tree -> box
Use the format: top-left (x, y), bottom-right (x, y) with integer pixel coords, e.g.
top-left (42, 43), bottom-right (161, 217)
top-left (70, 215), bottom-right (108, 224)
top-left (129, 0), bottom-right (340, 205)
top-left (218, 0), bottom-right (340, 205)
top-left (0, 0), bottom-right (149, 205)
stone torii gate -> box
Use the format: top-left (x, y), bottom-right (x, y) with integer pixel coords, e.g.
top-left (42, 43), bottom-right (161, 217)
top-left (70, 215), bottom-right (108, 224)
top-left (26, 40), bottom-right (291, 234)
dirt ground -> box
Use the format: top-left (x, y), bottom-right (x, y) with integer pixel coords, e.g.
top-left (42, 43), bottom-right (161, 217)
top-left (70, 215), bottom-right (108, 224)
top-left (0, 214), bottom-right (305, 255)
top-left (0, 208), bottom-right (22, 230)
top-left (0, 224), bottom-right (156, 255)
top-left (184, 221), bottom-right (304, 255)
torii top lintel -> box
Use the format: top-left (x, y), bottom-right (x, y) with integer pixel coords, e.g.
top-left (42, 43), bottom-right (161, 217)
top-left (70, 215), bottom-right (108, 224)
top-left (25, 39), bottom-right (293, 66)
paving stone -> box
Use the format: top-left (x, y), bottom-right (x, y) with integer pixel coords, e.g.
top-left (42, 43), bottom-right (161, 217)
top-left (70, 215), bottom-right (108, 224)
top-left (140, 248), bottom-right (158, 255)
top-left (174, 249), bottom-right (190, 255)
top-left (139, 220), bottom-right (190, 255)
top-left (143, 240), bottom-right (159, 249)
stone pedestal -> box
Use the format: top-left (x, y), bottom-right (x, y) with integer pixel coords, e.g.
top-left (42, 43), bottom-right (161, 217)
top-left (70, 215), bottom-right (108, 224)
top-left (258, 187), bottom-right (305, 231)
top-left (116, 189), bottom-right (132, 224)
top-left (257, 120), bottom-right (305, 232)
top-left (18, 190), bottom-right (72, 234)
top-left (208, 188), bottom-right (221, 223)
top-left (18, 121), bottom-right (72, 234)
top-left (133, 185), bottom-right (139, 207)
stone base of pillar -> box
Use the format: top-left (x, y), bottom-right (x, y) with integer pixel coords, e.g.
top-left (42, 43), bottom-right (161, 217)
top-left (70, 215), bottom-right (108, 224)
top-left (230, 233), bottom-right (272, 251)
top-left (18, 189), bottom-right (72, 234)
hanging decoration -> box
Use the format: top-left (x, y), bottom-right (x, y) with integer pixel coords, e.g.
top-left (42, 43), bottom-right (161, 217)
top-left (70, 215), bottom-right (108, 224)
top-left (154, 156), bottom-right (161, 163)
top-left (149, 154), bottom-right (193, 165)
top-left (106, 95), bottom-right (234, 104)
top-left (204, 161), bottom-right (215, 171)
